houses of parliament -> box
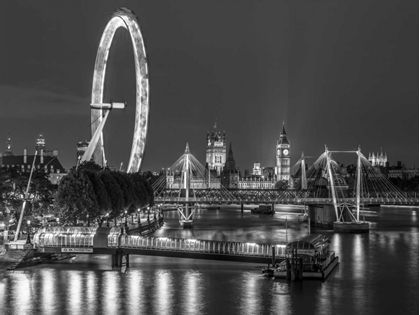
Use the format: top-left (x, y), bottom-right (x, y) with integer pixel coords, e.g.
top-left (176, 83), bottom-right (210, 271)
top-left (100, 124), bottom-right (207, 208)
top-left (207, 122), bottom-right (291, 189)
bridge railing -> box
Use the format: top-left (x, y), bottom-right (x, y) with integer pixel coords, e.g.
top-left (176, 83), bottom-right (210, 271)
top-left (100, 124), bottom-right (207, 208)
top-left (120, 236), bottom-right (287, 258)
top-left (155, 196), bottom-right (418, 205)
top-left (34, 227), bottom-right (97, 248)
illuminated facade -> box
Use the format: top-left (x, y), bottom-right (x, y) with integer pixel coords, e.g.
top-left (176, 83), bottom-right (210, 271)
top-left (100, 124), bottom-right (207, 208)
top-left (221, 143), bottom-right (276, 189)
top-left (369, 149), bottom-right (387, 167)
top-left (252, 162), bottom-right (262, 175)
top-left (206, 121), bottom-right (226, 176)
top-left (275, 124), bottom-right (291, 181)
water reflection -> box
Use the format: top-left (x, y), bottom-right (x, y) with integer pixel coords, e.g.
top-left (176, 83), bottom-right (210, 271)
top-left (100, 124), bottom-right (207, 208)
top-left (103, 271), bottom-right (119, 314)
top-left (352, 234), bottom-right (365, 279)
top-left (86, 272), bottom-right (98, 314)
top-left (127, 269), bottom-right (143, 314)
top-left (154, 270), bottom-right (174, 314)
top-left (67, 271), bottom-right (82, 315)
top-left (181, 271), bottom-right (205, 314)
top-left (11, 273), bottom-right (32, 314)
top-left (0, 276), bottom-right (6, 311)
top-left (41, 269), bottom-right (56, 315)
top-left (270, 281), bottom-right (292, 314)
top-left (0, 206), bottom-right (417, 315)
top-left (239, 273), bottom-right (261, 315)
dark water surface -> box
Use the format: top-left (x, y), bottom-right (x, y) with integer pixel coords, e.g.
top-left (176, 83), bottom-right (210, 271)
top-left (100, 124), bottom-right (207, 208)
top-left (0, 205), bottom-right (418, 315)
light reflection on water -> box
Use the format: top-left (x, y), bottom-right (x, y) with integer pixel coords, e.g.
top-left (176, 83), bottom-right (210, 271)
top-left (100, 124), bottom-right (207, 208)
top-left (128, 269), bottom-right (142, 315)
top-left (155, 270), bottom-right (174, 315)
top-left (0, 206), bottom-right (418, 315)
top-left (86, 271), bottom-right (97, 315)
top-left (239, 272), bottom-right (260, 315)
top-left (41, 269), bottom-right (55, 315)
top-left (103, 271), bottom-right (119, 314)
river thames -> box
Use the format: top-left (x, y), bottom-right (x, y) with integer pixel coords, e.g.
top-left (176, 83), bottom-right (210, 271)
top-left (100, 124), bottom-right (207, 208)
top-left (0, 205), bottom-right (418, 315)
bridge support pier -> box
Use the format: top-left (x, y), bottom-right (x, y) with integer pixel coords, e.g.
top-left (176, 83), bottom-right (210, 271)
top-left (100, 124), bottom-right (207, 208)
top-left (308, 204), bottom-right (370, 233)
top-left (308, 204), bottom-right (335, 229)
top-left (241, 203), bottom-right (244, 213)
top-left (112, 250), bottom-right (123, 267)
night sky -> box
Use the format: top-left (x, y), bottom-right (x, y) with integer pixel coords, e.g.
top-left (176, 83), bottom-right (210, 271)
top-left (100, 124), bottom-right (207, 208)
top-left (0, 1), bottom-right (418, 172)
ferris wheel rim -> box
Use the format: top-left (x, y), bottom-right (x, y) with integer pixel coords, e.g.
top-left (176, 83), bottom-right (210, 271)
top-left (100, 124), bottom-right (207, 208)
top-left (91, 7), bottom-right (149, 173)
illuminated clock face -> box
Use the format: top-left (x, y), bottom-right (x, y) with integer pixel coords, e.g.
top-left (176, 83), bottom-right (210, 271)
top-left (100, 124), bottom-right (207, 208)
top-left (283, 149), bottom-right (289, 155)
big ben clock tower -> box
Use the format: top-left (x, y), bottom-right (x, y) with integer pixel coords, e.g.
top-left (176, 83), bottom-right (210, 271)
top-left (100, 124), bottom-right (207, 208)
top-left (275, 123), bottom-right (291, 181)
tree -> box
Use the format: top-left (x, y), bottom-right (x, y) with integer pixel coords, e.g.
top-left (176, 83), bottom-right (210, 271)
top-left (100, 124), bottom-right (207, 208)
top-left (83, 170), bottom-right (112, 226)
top-left (129, 173), bottom-right (149, 207)
top-left (110, 172), bottom-right (136, 213)
top-left (0, 167), bottom-right (56, 228)
top-left (141, 175), bottom-right (155, 206)
top-left (55, 171), bottom-right (99, 225)
top-left (70, 160), bottom-right (103, 173)
top-left (99, 170), bottom-right (125, 223)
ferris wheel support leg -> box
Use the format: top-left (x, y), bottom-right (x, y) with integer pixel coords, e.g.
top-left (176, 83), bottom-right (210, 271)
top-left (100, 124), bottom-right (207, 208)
top-left (81, 110), bottom-right (110, 164)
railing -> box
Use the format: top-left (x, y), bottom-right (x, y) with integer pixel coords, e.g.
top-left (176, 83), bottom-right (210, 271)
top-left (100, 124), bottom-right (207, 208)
top-left (321, 251), bottom-right (335, 270)
top-left (155, 196), bottom-right (418, 205)
top-left (120, 236), bottom-right (287, 259)
top-left (7, 242), bottom-right (33, 251)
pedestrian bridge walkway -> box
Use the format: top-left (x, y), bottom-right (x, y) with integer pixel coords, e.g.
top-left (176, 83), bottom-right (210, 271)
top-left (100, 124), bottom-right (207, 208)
top-left (119, 236), bottom-right (286, 263)
top-left (32, 226), bottom-right (287, 264)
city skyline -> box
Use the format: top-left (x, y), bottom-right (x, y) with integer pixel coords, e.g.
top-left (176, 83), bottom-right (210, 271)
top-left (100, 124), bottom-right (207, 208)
top-left (0, 1), bottom-right (417, 172)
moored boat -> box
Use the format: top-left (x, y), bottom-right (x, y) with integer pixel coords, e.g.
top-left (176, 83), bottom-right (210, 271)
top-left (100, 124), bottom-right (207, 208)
top-left (251, 205), bottom-right (274, 214)
top-left (273, 234), bottom-right (339, 280)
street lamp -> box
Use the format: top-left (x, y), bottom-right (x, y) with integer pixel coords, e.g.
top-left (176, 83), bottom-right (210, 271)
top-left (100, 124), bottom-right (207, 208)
top-left (105, 213), bottom-right (109, 227)
top-left (56, 217), bottom-right (60, 226)
top-left (87, 214), bottom-right (90, 227)
top-left (124, 210), bottom-right (128, 227)
top-left (147, 207), bottom-right (150, 222)
top-left (26, 220), bottom-right (31, 244)
top-left (137, 208), bottom-right (140, 228)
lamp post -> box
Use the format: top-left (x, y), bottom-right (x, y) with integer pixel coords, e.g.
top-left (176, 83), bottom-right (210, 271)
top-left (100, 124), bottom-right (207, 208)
top-left (147, 207), bottom-right (150, 222)
top-left (87, 214), bottom-right (90, 227)
top-left (26, 220), bottom-right (31, 244)
top-left (56, 217), bottom-right (59, 226)
top-left (137, 208), bottom-right (140, 228)
top-left (124, 210), bottom-right (128, 227)
top-left (105, 213), bottom-right (109, 227)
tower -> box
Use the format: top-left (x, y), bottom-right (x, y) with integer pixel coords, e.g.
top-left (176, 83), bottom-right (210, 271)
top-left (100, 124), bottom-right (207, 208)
top-left (205, 119), bottom-right (226, 176)
top-left (36, 134), bottom-right (46, 152)
top-left (369, 149), bottom-right (387, 167)
top-left (221, 142), bottom-right (240, 188)
top-left (275, 122), bottom-right (291, 181)
top-left (5, 132), bottom-right (13, 156)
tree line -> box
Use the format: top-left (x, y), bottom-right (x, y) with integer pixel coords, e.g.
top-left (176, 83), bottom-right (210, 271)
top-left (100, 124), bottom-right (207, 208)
top-left (0, 166), bottom-right (54, 228)
top-left (54, 161), bottom-right (154, 226)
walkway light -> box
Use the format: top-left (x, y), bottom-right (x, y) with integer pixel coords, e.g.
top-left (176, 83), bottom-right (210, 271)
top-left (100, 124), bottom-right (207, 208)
top-left (26, 220), bottom-right (31, 244)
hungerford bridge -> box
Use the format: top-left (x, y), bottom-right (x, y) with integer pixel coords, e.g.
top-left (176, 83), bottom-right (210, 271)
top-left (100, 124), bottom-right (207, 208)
top-left (151, 143), bottom-right (418, 229)
top-left (12, 7), bottom-right (418, 242)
